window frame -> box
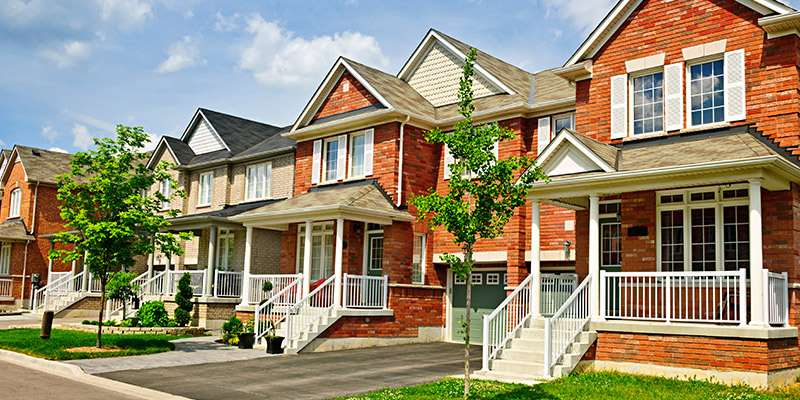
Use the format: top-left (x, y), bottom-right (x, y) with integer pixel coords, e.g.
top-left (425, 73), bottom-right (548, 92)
top-left (0, 243), bottom-right (10, 276)
top-left (8, 188), bottom-right (21, 218)
top-left (160, 178), bottom-right (172, 210)
top-left (322, 137), bottom-right (339, 183)
top-left (216, 229), bottom-right (235, 271)
top-left (486, 273), bottom-right (500, 285)
top-left (628, 68), bottom-right (665, 137)
top-left (245, 161), bottom-right (272, 201)
top-left (348, 131), bottom-right (367, 179)
top-left (197, 171), bottom-right (214, 207)
top-left (412, 233), bottom-right (426, 284)
top-left (367, 232), bottom-right (384, 271)
top-left (551, 113), bottom-right (575, 139)
top-left (296, 222), bottom-right (335, 280)
top-left (685, 56), bottom-right (725, 129)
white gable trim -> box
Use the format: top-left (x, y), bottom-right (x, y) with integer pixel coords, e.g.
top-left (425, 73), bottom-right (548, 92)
top-left (179, 109), bottom-right (230, 152)
top-left (1, 148), bottom-right (27, 185)
top-left (564, 0), bottom-right (793, 67)
top-left (536, 129), bottom-right (616, 174)
top-left (397, 30), bottom-right (515, 96)
top-left (291, 58), bottom-right (394, 133)
top-left (146, 137), bottom-right (181, 169)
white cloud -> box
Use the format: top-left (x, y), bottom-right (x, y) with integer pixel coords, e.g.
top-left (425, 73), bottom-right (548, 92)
top-left (183, 10), bottom-right (194, 19)
top-left (72, 124), bottom-right (94, 150)
top-left (97, 0), bottom-right (153, 30)
top-left (41, 126), bottom-right (59, 143)
top-left (49, 147), bottom-right (68, 153)
top-left (157, 35), bottom-right (206, 73)
top-left (0, 138), bottom-right (5, 147)
top-left (538, 0), bottom-right (616, 32)
top-left (63, 109), bottom-right (116, 133)
top-left (239, 14), bottom-right (389, 88)
top-left (142, 133), bottom-right (159, 151)
top-left (40, 40), bottom-right (91, 69)
top-left (214, 11), bottom-right (240, 32)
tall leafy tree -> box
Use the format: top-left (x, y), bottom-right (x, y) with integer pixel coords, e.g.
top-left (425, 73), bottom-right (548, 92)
top-left (50, 125), bottom-right (191, 348)
top-left (411, 48), bottom-right (546, 397)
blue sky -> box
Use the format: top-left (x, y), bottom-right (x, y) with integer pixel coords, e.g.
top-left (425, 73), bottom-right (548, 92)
top-left (1, 0), bottom-right (797, 153)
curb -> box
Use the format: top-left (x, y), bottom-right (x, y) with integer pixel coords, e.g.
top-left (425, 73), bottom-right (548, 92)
top-left (0, 349), bottom-right (192, 400)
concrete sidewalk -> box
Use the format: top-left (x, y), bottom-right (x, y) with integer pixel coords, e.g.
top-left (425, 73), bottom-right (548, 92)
top-left (67, 335), bottom-right (272, 374)
top-left (0, 313), bottom-right (85, 330)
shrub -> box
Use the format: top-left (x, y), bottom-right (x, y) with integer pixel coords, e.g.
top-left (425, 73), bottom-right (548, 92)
top-left (174, 272), bottom-right (194, 327)
top-left (138, 301), bottom-right (169, 327)
top-left (222, 316), bottom-right (244, 336)
top-left (102, 319), bottom-right (118, 327)
top-left (120, 318), bottom-right (137, 328)
top-left (81, 320), bottom-right (91, 325)
top-left (166, 319), bottom-right (178, 327)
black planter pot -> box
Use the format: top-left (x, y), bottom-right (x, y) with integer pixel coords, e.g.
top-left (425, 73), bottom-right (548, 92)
top-left (238, 333), bottom-right (255, 349)
top-left (266, 336), bottom-right (284, 354)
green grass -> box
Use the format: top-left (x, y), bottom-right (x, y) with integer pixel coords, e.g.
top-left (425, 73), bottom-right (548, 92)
top-left (335, 372), bottom-right (800, 400)
top-left (0, 328), bottom-right (190, 360)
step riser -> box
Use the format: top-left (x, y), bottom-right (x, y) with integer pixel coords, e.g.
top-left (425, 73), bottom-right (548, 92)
top-left (492, 360), bottom-right (544, 374)
top-left (498, 349), bottom-right (545, 362)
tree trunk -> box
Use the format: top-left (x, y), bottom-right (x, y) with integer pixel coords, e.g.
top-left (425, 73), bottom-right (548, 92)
top-left (96, 279), bottom-right (105, 348)
top-left (463, 243), bottom-right (474, 399)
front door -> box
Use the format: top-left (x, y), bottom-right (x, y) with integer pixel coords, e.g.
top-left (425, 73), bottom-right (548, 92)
top-left (366, 232), bottom-right (383, 277)
top-left (450, 270), bottom-right (506, 344)
top-left (601, 220), bottom-right (622, 315)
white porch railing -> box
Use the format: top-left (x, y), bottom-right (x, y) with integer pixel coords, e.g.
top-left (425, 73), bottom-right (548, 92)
top-left (765, 271), bottom-right (789, 327)
top-left (284, 275), bottom-right (336, 348)
top-left (254, 277), bottom-right (304, 342)
top-left (541, 273), bottom-right (578, 315)
top-left (342, 274), bottom-right (388, 309)
top-left (89, 273), bottom-right (102, 293)
top-left (107, 272), bottom-right (149, 319)
top-left (32, 271), bottom-right (85, 312)
top-left (544, 274), bottom-right (592, 378)
top-left (481, 273), bottom-right (533, 371)
top-left (167, 270), bottom-right (207, 297)
top-left (247, 274), bottom-right (303, 305)
top-left (0, 278), bottom-right (11, 297)
top-left (214, 271), bottom-right (243, 298)
top-left (142, 270), bottom-right (167, 296)
top-left (600, 269), bottom-right (747, 325)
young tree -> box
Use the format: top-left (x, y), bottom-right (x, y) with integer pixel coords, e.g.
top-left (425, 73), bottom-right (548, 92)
top-left (411, 48), bottom-right (546, 397)
top-left (174, 272), bottom-right (194, 326)
top-left (50, 125), bottom-right (191, 348)
top-left (106, 271), bottom-right (140, 321)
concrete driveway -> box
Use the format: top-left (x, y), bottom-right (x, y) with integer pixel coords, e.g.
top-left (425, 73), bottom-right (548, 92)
top-left (99, 342), bottom-right (481, 400)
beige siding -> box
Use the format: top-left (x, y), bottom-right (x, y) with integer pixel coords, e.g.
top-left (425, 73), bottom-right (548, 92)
top-left (187, 117), bottom-right (226, 155)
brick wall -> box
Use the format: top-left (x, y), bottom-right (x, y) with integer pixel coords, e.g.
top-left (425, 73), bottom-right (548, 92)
top-left (312, 71), bottom-right (381, 121)
top-left (229, 153), bottom-right (295, 204)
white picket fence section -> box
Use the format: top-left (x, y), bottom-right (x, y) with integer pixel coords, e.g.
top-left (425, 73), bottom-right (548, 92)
top-left (0, 278), bottom-right (12, 297)
top-left (541, 273), bottom-right (578, 315)
top-left (247, 274), bottom-right (303, 305)
top-left (765, 270), bottom-right (789, 326)
top-left (167, 270), bottom-right (207, 297)
top-left (481, 273), bottom-right (532, 371)
top-left (342, 274), bottom-right (388, 309)
top-left (544, 274), bottom-right (592, 378)
top-left (600, 269), bottom-right (747, 325)
top-left (254, 277), bottom-right (304, 342)
top-left (284, 275), bottom-right (336, 348)
top-left (214, 271), bottom-right (243, 298)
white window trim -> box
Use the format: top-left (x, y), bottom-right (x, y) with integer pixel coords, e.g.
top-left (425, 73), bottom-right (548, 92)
top-left (245, 161), bottom-right (272, 201)
top-left (0, 243), bottom-right (10, 276)
top-left (8, 188), bottom-right (21, 218)
top-left (470, 272), bottom-right (482, 285)
top-left (322, 137), bottom-right (339, 184)
top-left (216, 229), bottom-right (235, 271)
top-left (198, 171), bottom-right (213, 207)
top-left (296, 222), bottom-right (335, 274)
top-left (412, 233), bottom-right (427, 284)
top-left (629, 67), bottom-right (665, 137)
top-left (348, 131), bottom-right (367, 179)
top-left (600, 222), bottom-right (622, 268)
top-left (455, 275), bottom-right (467, 285)
top-left (551, 113), bottom-right (575, 139)
top-left (362, 225), bottom-right (384, 273)
top-left (655, 184), bottom-right (749, 272)
top-left (598, 199), bottom-right (621, 220)
top-left (160, 179), bottom-right (172, 210)
top-left (685, 56), bottom-right (725, 129)
top-left (486, 273), bottom-right (500, 285)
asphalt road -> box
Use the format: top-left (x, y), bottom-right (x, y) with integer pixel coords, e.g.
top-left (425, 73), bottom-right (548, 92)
top-left (0, 359), bottom-right (136, 400)
top-left (99, 342), bottom-right (481, 400)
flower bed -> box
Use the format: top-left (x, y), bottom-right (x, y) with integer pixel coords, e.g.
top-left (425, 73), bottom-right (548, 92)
top-left (62, 323), bottom-right (205, 336)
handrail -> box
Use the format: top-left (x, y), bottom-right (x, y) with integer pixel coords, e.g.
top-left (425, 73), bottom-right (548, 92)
top-left (283, 275), bottom-right (336, 348)
top-left (544, 274), bottom-right (592, 378)
top-left (33, 271), bottom-right (84, 312)
top-left (481, 274), bottom-right (534, 372)
top-left (141, 270), bottom-right (167, 296)
top-left (254, 277), bottom-right (304, 342)
top-left (107, 271), bottom-right (149, 318)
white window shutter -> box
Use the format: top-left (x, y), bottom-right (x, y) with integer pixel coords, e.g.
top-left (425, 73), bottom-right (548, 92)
top-left (311, 140), bottom-right (322, 185)
top-left (443, 143), bottom-right (454, 181)
top-left (610, 74), bottom-right (628, 139)
top-left (537, 117), bottom-right (550, 155)
top-left (265, 162), bottom-right (272, 198)
top-left (664, 63), bottom-right (684, 131)
top-left (337, 134), bottom-right (347, 181)
top-left (725, 49), bottom-right (746, 122)
top-left (364, 128), bottom-right (374, 176)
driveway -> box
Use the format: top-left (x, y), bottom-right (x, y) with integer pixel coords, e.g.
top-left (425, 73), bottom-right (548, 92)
top-left (0, 359), bottom-right (136, 400)
top-left (99, 342), bottom-right (481, 399)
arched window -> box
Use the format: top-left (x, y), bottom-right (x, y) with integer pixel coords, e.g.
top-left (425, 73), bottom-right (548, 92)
top-left (9, 188), bottom-right (21, 218)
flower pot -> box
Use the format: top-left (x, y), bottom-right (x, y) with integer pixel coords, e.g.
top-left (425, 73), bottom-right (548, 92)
top-left (238, 332), bottom-right (255, 349)
top-left (266, 336), bottom-right (284, 354)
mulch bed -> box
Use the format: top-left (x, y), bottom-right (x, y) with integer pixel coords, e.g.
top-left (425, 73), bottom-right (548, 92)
top-left (64, 346), bottom-right (122, 353)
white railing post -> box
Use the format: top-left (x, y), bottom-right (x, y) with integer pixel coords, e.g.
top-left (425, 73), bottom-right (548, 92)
top-left (213, 270), bottom-right (220, 298)
top-left (543, 318), bottom-right (552, 378)
top-left (665, 275), bottom-right (671, 324)
top-left (240, 226), bottom-right (253, 307)
top-left (202, 270), bottom-right (208, 297)
top-left (782, 272), bottom-right (790, 327)
top-left (738, 268), bottom-right (747, 327)
top-left (105, 299), bottom-right (112, 320)
top-left (343, 273), bottom-right (349, 309)
top-left (382, 275), bottom-right (389, 310)
top-left (599, 270), bottom-right (606, 320)
top-left (481, 314), bottom-right (490, 372)
top-left (762, 269), bottom-right (770, 327)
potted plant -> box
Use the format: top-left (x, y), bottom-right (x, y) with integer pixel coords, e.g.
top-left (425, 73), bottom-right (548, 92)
top-left (264, 317), bottom-right (284, 354)
top-left (238, 319), bottom-right (256, 349)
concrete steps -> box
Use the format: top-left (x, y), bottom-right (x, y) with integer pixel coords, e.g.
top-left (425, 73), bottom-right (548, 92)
top-left (255, 307), bottom-right (342, 355)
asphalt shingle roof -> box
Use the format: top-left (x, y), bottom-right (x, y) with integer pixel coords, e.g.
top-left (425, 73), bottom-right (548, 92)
top-left (14, 146), bottom-right (73, 185)
top-left (163, 136), bottom-right (195, 165)
top-left (0, 220), bottom-right (33, 241)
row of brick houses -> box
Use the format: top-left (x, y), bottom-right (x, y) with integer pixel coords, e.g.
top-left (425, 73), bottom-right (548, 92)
top-left (7, 0), bottom-right (800, 388)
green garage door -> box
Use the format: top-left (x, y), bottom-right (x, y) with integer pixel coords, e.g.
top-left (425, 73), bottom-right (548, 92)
top-left (451, 270), bottom-right (507, 344)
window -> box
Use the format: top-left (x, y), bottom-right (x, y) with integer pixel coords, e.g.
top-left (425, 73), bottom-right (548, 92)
top-left (198, 172), bottom-right (213, 206)
top-left (349, 133), bottom-right (366, 178)
top-left (657, 185), bottom-right (749, 273)
top-left (601, 223), bottom-right (621, 268)
top-left (323, 139), bottom-right (339, 182)
top-left (368, 233), bottom-right (384, 271)
top-left (470, 273), bottom-right (482, 285)
top-left (8, 188), bottom-right (21, 218)
top-left (0, 244), bottom-right (9, 275)
top-left (631, 72), bottom-right (664, 135)
top-left (455, 274), bottom-right (466, 285)
top-left (160, 179), bottom-right (171, 210)
top-left (246, 162), bottom-right (271, 201)
top-left (552, 114), bottom-right (574, 138)
top-left (486, 273), bottom-right (500, 285)
top-left (297, 223), bottom-right (334, 281)
top-left (412, 234), bottom-right (426, 284)
top-left (689, 59), bottom-right (724, 127)
top-left (216, 229), bottom-right (234, 271)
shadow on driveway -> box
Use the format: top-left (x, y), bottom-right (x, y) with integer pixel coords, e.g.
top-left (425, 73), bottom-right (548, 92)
top-left (99, 342), bottom-right (481, 400)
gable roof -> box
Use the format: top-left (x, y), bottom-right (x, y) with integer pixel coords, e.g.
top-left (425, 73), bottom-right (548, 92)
top-left (2, 145), bottom-right (74, 185)
top-left (564, 0), bottom-right (794, 67)
top-left (535, 129), bottom-right (619, 176)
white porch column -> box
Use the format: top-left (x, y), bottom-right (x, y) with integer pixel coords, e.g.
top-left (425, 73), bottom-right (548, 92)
top-left (302, 221), bottom-right (313, 297)
top-left (146, 238), bottom-right (154, 281)
top-left (81, 252), bottom-right (90, 291)
top-left (47, 242), bottom-right (54, 280)
top-left (589, 194), bottom-right (601, 319)
top-left (530, 201), bottom-right (542, 318)
top-left (205, 227), bottom-right (216, 297)
top-left (333, 218), bottom-right (344, 308)
top-left (240, 226), bottom-right (254, 307)
top-left (749, 179), bottom-right (766, 326)
top-left (70, 243), bottom-right (77, 275)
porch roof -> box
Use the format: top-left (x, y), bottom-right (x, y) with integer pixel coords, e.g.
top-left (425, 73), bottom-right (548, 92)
top-left (0, 220), bottom-right (34, 242)
top-left (230, 179), bottom-right (415, 229)
top-left (528, 125), bottom-right (800, 208)
top-left (164, 198), bottom-right (285, 232)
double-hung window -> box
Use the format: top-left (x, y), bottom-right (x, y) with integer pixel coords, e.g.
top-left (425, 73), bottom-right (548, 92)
top-left (349, 132), bottom-right (366, 178)
top-left (552, 113), bottom-right (575, 138)
top-left (412, 234), bottom-right (426, 284)
top-left (8, 188), bottom-right (21, 218)
top-left (198, 172), bottom-right (213, 207)
top-left (323, 138), bottom-right (339, 183)
top-left (160, 179), bottom-right (171, 210)
top-left (688, 59), bottom-right (725, 127)
top-left (246, 162), bottom-right (271, 201)
top-left (631, 72), bottom-right (664, 135)
top-left (216, 229), bottom-right (234, 271)
top-left (0, 243), bottom-right (10, 275)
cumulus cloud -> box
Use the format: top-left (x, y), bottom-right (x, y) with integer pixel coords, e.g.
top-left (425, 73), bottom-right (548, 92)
top-left (40, 40), bottom-right (91, 69)
top-left (157, 35), bottom-right (206, 73)
top-left (538, 0), bottom-right (616, 32)
top-left (41, 126), bottom-right (59, 143)
top-left (63, 109), bottom-right (116, 133)
top-left (239, 14), bottom-right (389, 88)
top-left (214, 11), bottom-right (239, 32)
top-left (72, 124), bottom-right (94, 150)
top-left (142, 133), bottom-right (159, 151)
top-left (97, 0), bottom-right (153, 30)
top-left (48, 147), bottom-right (68, 153)
top-left (0, 138), bottom-right (5, 147)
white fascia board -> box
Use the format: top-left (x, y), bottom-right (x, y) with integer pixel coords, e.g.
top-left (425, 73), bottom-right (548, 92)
top-left (179, 109), bottom-right (230, 152)
top-left (536, 129), bottom-right (616, 173)
top-left (340, 59), bottom-right (393, 110)
top-left (398, 30), bottom-right (436, 79)
top-left (430, 31), bottom-right (516, 96)
top-left (179, 109), bottom-right (203, 142)
top-left (232, 204), bottom-right (413, 226)
top-left (146, 137), bottom-right (179, 169)
top-left (0, 148), bottom-right (22, 184)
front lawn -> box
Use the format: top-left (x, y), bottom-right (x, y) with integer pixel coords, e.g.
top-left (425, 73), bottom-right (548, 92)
top-left (0, 328), bottom-right (190, 360)
top-left (335, 372), bottom-right (800, 400)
